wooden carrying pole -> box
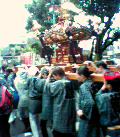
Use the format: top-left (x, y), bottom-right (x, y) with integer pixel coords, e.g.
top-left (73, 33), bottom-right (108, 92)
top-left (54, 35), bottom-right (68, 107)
top-left (65, 72), bottom-right (104, 82)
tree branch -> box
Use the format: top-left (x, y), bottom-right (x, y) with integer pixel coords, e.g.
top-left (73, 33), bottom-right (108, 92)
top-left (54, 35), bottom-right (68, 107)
top-left (102, 36), bottom-right (119, 52)
top-left (100, 16), bottom-right (113, 37)
top-left (89, 38), bottom-right (96, 60)
top-left (92, 30), bottom-right (99, 37)
top-left (102, 29), bottom-right (112, 47)
top-left (103, 37), bottom-right (112, 47)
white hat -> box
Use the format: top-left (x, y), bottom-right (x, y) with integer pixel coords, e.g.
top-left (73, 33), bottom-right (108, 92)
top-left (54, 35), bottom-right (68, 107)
top-left (28, 66), bottom-right (39, 76)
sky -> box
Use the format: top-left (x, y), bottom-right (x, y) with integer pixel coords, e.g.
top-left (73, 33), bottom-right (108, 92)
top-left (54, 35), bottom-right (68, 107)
top-left (0, 0), bottom-right (32, 47)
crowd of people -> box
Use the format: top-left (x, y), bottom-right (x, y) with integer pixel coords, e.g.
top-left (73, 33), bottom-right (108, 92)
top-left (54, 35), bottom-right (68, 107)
top-left (0, 61), bottom-right (120, 137)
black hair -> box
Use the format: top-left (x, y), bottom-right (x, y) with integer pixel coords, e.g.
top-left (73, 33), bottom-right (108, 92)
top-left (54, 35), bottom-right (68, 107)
top-left (96, 61), bottom-right (108, 69)
top-left (40, 68), bottom-right (49, 76)
top-left (107, 78), bottom-right (120, 92)
top-left (35, 71), bottom-right (40, 77)
top-left (77, 66), bottom-right (91, 78)
top-left (51, 67), bottom-right (65, 77)
top-left (1, 65), bottom-right (8, 73)
top-left (6, 68), bottom-right (13, 73)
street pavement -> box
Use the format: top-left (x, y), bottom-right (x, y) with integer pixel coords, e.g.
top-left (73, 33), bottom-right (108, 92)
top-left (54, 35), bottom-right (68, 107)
top-left (10, 118), bottom-right (53, 137)
top-left (10, 118), bottom-right (32, 137)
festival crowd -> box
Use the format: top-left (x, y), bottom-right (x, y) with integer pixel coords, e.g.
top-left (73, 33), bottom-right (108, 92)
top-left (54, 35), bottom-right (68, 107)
top-left (0, 61), bottom-right (120, 137)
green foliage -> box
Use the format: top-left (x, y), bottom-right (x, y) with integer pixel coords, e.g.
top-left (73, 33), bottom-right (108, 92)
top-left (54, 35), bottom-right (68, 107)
top-left (4, 44), bottom-right (29, 56)
top-left (27, 37), bottom-right (42, 55)
top-left (30, 41), bottom-right (42, 55)
top-left (78, 0), bottom-right (120, 60)
top-left (9, 44), bottom-right (15, 48)
top-left (70, 0), bottom-right (80, 7)
top-left (25, 0), bottom-right (61, 57)
top-left (26, 17), bottom-right (33, 31)
top-left (1, 47), bottom-right (11, 56)
top-left (39, 26), bottom-right (46, 32)
top-left (79, 0), bottom-right (120, 18)
top-left (113, 29), bottom-right (120, 38)
top-left (25, 0), bottom-right (61, 31)
top-left (25, 0), bottom-right (48, 30)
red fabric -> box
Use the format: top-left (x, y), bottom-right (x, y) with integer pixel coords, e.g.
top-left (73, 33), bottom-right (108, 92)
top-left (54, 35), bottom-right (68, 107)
top-left (0, 86), bottom-right (13, 114)
top-left (104, 72), bottom-right (120, 81)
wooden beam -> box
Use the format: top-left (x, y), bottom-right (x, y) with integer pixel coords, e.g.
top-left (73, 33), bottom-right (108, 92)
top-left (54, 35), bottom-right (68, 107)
top-left (66, 72), bottom-right (104, 82)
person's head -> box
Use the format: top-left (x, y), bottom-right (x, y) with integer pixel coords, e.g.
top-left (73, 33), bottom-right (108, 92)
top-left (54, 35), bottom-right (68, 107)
top-left (116, 65), bottom-right (120, 72)
top-left (40, 67), bottom-right (49, 79)
top-left (104, 72), bottom-right (120, 92)
top-left (96, 61), bottom-right (108, 73)
top-left (51, 67), bottom-right (65, 80)
top-left (77, 66), bottom-right (91, 82)
top-left (12, 66), bottom-right (18, 73)
top-left (106, 79), bottom-right (120, 92)
top-left (28, 66), bottom-right (39, 77)
top-left (83, 61), bottom-right (96, 72)
top-left (5, 68), bottom-right (13, 76)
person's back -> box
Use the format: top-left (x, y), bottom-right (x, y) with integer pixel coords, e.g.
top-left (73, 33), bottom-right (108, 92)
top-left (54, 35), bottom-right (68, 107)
top-left (51, 79), bottom-right (76, 134)
top-left (95, 72), bottom-right (120, 137)
top-left (46, 67), bottom-right (76, 137)
top-left (14, 69), bottom-right (30, 132)
top-left (0, 82), bottom-right (12, 137)
top-left (14, 70), bottom-right (29, 98)
top-left (27, 66), bottom-right (48, 137)
top-left (93, 61), bottom-right (109, 98)
top-left (28, 76), bottom-right (46, 113)
top-left (76, 66), bottom-right (104, 137)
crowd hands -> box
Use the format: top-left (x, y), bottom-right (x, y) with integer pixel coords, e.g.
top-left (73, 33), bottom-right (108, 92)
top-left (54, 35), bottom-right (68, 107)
top-left (0, 60), bottom-right (120, 137)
